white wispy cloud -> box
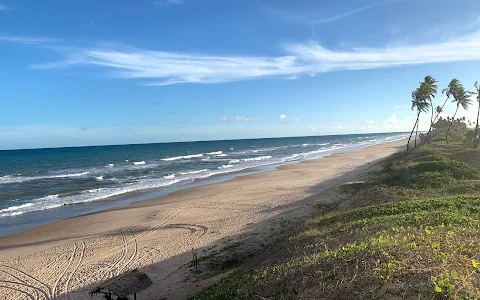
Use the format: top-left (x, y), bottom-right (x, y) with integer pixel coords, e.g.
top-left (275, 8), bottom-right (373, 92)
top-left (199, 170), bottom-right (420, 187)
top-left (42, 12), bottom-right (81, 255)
top-left (0, 35), bottom-right (57, 44)
top-left (284, 76), bottom-right (297, 80)
top-left (284, 33), bottom-right (480, 71)
top-left (365, 120), bottom-right (375, 125)
top-left (236, 115), bottom-right (252, 122)
top-left (265, 1), bottom-right (391, 26)
top-left (25, 30), bottom-right (480, 85)
top-left (33, 46), bottom-right (304, 85)
top-left (312, 1), bottom-right (387, 25)
top-left (219, 115), bottom-right (253, 123)
top-left (153, 0), bottom-right (185, 6)
top-left (0, 4), bottom-right (8, 11)
top-left (384, 114), bottom-right (398, 125)
top-left (280, 114), bottom-right (287, 119)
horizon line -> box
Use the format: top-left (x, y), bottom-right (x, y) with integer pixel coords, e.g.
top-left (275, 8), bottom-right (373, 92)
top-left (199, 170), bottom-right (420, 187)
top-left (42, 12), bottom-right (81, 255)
top-left (0, 131), bottom-right (409, 151)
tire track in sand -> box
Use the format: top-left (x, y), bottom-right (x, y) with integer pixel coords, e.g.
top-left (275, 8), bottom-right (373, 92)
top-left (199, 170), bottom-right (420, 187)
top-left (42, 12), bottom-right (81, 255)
top-left (0, 284), bottom-right (36, 300)
top-left (68, 204), bottom-right (190, 295)
top-left (76, 205), bottom-right (186, 282)
top-left (98, 229), bottom-right (128, 282)
top-left (52, 244), bottom-right (77, 300)
top-left (0, 265), bottom-right (51, 299)
top-left (64, 241), bottom-right (85, 300)
top-left (115, 227), bottom-right (137, 276)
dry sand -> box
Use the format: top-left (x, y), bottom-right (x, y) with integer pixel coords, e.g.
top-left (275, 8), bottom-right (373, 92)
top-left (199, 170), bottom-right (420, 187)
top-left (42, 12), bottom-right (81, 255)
top-left (0, 140), bottom-right (406, 300)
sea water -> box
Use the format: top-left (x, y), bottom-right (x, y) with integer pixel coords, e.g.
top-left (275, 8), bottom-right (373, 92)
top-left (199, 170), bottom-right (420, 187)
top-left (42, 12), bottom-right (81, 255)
top-left (0, 133), bottom-right (408, 236)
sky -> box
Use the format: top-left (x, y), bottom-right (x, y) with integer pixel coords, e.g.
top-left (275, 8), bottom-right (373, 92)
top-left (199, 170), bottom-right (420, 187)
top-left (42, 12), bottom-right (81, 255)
top-left (1, 0), bottom-right (480, 150)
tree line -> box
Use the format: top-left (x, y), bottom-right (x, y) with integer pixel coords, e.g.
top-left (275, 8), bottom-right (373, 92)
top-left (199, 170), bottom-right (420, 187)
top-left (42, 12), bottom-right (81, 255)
top-left (407, 76), bottom-right (480, 152)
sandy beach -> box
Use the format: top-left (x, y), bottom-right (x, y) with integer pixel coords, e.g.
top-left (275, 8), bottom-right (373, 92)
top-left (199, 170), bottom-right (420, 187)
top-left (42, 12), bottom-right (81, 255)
top-left (0, 140), bottom-right (405, 300)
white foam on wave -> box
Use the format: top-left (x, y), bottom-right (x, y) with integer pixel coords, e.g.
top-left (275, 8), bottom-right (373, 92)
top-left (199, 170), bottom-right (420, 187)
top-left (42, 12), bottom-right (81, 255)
top-left (52, 172), bottom-right (90, 178)
top-left (161, 154), bottom-right (204, 161)
top-left (302, 143), bottom-right (309, 147)
top-left (0, 172), bottom-right (91, 185)
top-left (178, 169), bottom-right (208, 175)
top-left (216, 154), bottom-right (227, 157)
top-left (229, 159), bottom-right (240, 164)
top-left (243, 155), bottom-right (272, 162)
top-left (0, 195), bottom-right (59, 217)
top-left (0, 177), bottom-right (183, 217)
top-left (218, 164), bottom-right (234, 169)
top-left (106, 164), bottom-right (114, 168)
top-left (85, 188), bottom-right (107, 193)
top-left (164, 174), bottom-right (175, 179)
top-left (133, 161), bottom-right (146, 165)
top-left (95, 176), bottom-right (104, 181)
top-left (282, 154), bottom-right (302, 162)
top-left (206, 151), bottom-right (222, 155)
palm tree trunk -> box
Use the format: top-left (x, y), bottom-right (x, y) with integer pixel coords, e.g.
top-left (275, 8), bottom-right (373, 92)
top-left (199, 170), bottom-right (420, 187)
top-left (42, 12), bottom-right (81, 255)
top-left (433, 98), bottom-right (449, 124)
top-left (427, 99), bottom-right (434, 143)
top-left (415, 112), bottom-right (420, 148)
top-left (446, 105), bottom-right (459, 144)
top-left (475, 103), bottom-right (480, 148)
top-left (407, 114), bottom-right (419, 153)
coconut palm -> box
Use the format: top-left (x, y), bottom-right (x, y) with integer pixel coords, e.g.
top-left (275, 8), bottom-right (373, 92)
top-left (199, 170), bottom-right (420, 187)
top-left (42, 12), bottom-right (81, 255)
top-left (407, 87), bottom-right (429, 152)
top-left (440, 79), bottom-right (461, 121)
top-left (446, 82), bottom-right (473, 143)
top-left (421, 76), bottom-right (438, 143)
top-left (474, 82), bottom-right (480, 148)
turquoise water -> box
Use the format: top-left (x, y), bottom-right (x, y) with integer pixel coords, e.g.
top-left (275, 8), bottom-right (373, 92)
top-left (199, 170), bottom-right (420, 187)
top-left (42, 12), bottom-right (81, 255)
top-left (0, 133), bottom-right (407, 236)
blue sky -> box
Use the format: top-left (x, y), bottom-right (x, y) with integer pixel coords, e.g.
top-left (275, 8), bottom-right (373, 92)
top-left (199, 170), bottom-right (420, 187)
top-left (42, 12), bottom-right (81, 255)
top-left (1, 0), bottom-right (480, 149)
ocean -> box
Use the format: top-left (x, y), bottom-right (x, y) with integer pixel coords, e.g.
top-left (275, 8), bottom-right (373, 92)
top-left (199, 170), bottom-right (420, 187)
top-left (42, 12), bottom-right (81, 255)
top-left (0, 133), bottom-right (407, 237)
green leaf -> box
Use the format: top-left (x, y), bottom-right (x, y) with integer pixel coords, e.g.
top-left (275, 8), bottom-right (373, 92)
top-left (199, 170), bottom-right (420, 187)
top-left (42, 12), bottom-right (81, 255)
top-left (435, 285), bottom-right (442, 293)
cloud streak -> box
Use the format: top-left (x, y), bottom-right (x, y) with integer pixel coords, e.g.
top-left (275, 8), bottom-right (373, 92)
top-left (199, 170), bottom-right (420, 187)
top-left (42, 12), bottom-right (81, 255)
top-left (153, 0), bottom-right (185, 6)
top-left (0, 35), bottom-right (58, 44)
top-left (312, 1), bottom-right (386, 25)
top-left (265, 0), bottom-right (392, 26)
top-left (28, 31), bottom-right (480, 85)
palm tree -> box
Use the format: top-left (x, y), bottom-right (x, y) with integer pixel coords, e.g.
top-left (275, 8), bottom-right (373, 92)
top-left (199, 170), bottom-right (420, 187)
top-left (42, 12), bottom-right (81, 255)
top-left (407, 87), bottom-right (429, 152)
top-left (446, 82), bottom-right (473, 143)
top-left (474, 82), bottom-right (480, 148)
top-left (421, 76), bottom-right (438, 143)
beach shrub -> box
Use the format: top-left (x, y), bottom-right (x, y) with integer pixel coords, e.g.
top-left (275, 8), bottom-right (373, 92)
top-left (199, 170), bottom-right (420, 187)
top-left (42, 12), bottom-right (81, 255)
top-left (411, 171), bottom-right (456, 188)
top-left (413, 153), bottom-right (448, 162)
top-left (407, 160), bottom-right (480, 180)
top-left (448, 149), bottom-right (480, 169)
top-left (382, 156), bottom-right (480, 189)
top-left (189, 196), bottom-right (480, 300)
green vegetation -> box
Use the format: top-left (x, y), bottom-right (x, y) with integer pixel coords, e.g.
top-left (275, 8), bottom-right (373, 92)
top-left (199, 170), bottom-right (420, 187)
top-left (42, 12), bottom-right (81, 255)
top-left (189, 140), bottom-right (480, 299)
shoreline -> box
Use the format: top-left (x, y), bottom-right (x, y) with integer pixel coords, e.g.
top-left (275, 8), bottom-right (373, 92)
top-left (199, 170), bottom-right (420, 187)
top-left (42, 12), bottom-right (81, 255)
top-left (0, 139), bottom-right (406, 300)
top-left (0, 136), bottom-right (406, 238)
